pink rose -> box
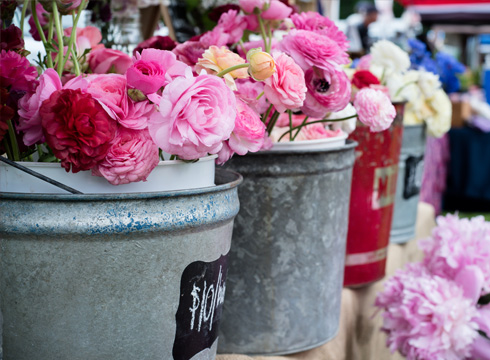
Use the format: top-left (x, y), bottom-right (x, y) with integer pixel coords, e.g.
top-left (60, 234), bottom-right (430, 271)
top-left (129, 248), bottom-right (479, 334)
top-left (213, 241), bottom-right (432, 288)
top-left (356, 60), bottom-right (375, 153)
top-left (353, 88), bottom-right (396, 132)
top-left (279, 29), bottom-right (349, 71)
top-left (261, 0), bottom-right (292, 20)
top-left (86, 74), bottom-right (128, 121)
top-left (301, 66), bottom-right (351, 118)
top-left (172, 41), bottom-right (207, 67)
top-left (235, 78), bottom-right (268, 114)
top-left (264, 52), bottom-right (306, 113)
top-left (148, 73), bottom-right (236, 160)
top-left (290, 11), bottom-right (349, 51)
top-left (17, 68), bottom-right (62, 146)
top-left (240, 0), bottom-right (266, 13)
top-left (126, 49), bottom-right (189, 95)
top-left (228, 99), bottom-right (266, 155)
top-left (89, 48), bottom-right (132, 75)
top-left (0, 50), bottom-right (38, 92)
top-left (92, 127), bottom-right (159, 185)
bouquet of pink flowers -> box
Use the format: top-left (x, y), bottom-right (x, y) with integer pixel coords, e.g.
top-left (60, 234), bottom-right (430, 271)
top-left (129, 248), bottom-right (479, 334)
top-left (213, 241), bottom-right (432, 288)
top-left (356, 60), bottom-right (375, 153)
top-left (376, 214), bottom-right (490, 360)
top-left (1, 0), bottom-right (397, 187)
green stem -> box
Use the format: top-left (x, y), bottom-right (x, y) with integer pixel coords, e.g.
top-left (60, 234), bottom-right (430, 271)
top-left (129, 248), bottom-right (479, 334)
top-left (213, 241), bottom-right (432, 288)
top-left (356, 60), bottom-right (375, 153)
top-left (267, 23), bottom-right (273, 53)
top-left (20, 0), bottom-right (29, 37)
top-left (379, 67), bottom-right (387, 84)
top-left (277, 115), bottom-right (358, 142)
top-left (239, 40), bottom-right (247, 57)
top-left (52, 3), bottom-right (64, 76)
top-left (292, 116), bottom-right (309, 141)
top-left (32, 0), bottom-right (53, 68)
top-left (266, 110), bottom-right (280, 134)
top-left (394, 80), bottom-right (417, 98)
top-left (262, 103), bottom-right (273, 124)
top-left (257, 16), bottom-right (269, 53)
top-left (169, 154), bottom-right (177, 160)
top-left (288, 110), bottom-right (293, 142)
top-left (216, 63), bottom-right (250, 78)
top-left (61, 0), bottom-right (85, 75)
top-left (2, 138), bottom-right (13, 160)
top-left (7, 120), bottom-right (20, 161)
top-left (256, 91), bottom-right (264, 100)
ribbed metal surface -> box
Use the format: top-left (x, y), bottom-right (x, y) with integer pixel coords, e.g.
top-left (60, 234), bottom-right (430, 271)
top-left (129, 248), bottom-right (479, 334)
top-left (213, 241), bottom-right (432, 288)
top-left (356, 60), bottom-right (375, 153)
top-left (0, 169), bottom-right (242, 360)
top-left (218, 141), bottom-right (356, 356)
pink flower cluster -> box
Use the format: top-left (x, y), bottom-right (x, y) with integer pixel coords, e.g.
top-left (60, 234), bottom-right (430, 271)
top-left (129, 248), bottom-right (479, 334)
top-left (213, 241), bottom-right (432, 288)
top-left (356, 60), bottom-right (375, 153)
top-left (376, 214), bottom-right (490, 360)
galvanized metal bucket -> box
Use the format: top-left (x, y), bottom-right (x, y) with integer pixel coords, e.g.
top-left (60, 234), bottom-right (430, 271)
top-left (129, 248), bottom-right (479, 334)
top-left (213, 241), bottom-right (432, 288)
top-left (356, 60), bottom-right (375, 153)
top-left (343, 103), bottom-right (405, 287)
top-left (217, 140), bottom-right (357, 356)
top-left (0, 169), bottom-right (242, 360)
top-left (390, 124), bottom-right (426, 244)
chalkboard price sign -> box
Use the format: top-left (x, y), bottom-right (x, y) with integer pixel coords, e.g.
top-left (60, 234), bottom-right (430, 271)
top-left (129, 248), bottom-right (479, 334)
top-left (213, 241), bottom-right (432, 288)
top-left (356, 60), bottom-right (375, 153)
top-left (403, 155), bottom-right (424, 199)
top-left (172, 254), bottom-right (228, 360)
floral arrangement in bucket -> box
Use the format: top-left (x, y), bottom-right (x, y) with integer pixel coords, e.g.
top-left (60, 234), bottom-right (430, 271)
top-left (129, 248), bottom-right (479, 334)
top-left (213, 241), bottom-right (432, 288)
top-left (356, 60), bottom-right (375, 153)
top-left (375, 214), bottom-right (490, 360)
top-left (1, 0), bottom-right (398, 193)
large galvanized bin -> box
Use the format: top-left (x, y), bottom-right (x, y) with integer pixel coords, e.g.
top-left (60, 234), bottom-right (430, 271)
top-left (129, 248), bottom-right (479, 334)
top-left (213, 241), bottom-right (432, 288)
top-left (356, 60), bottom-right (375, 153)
top-left (0, 169), bottom-right (241, 360)
top-left (218, 141), bottom-right (357, 356)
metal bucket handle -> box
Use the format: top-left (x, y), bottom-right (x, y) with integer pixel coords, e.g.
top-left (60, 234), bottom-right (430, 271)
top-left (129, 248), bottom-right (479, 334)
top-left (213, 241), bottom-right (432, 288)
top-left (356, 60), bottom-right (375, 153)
top-left (0, 156), bottom-right (83, 194)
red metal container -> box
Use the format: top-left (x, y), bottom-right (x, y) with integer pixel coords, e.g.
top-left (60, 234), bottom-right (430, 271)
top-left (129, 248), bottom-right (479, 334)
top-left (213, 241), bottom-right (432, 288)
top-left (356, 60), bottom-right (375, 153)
top-left (343, 103), bottom-right (405, 287)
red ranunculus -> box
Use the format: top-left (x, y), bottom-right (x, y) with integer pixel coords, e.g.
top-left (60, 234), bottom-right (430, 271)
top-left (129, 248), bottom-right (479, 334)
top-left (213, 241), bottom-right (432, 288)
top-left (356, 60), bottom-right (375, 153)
top-left (40, 89), bottom-right (117, 173)
top-left (0, 24), bottom-right (24, 51)
top-left (351, 69), bottom-right (380, 90)
top-left (133, 36), bottom-right (177, 56)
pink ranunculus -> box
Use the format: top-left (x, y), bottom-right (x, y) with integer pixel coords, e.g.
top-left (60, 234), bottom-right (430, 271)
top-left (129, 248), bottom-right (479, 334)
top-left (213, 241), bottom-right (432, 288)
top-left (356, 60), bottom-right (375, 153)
top-left (263, 52), bottom-right (306, 113)
top-left (216, 9), bottom-right (248, 45)
top-left (357, 54), bottom-right (372, 70)
top-left (294, 123), bottom-right (343, 141)
top-left (200, 29), bottom-right (229, 48)
top-left (301, 66), bottom-right (352, 118)
top-left (235, 78), bottom-right (268, 114)
top-left (56, 0), bottom-right (83, 14)
top-left (244, 14), bottom-right (259, 31)
top-left (240, 0), bottom-right (266, 13)
top-left (375, 263), bottom-right (479, 360)
top-left (275, 112), bottom-right (312, 127)
top-left (119, 99), bottom-right (155, 130)
top-left (237, 38), bottom-right (278, 58)
top-left (28, 3), bottom-right (49, 42)
top-left (290, 11), bottom-right (349, 51)
top-left (148, 73), bottom-right (236, 160)
top-left (228, 99), bottom-right (266, 155)
top-left (261, 0), bottom-right (292, 20)
top-left (0, 50), bottom-right (38, 92)
top-left (172, 41), bottom-right (207, 67)
top-left (86, 74), bottom-right (128, 121)
top-left (89, 48), bottom-right (132, 75)
top-left (279, 29), bottom-right (349, 71)
top-left (353, 88), bottom-right (396, 132)
top-left (92, 127), bottom-right (159, 185)
top-left (216, 141), bottom-right (234, 165)
top-left (64, 26), bottom-right (104, 55)
top-left (126, 49), bottom-right (189, 95)
top-left (17, 68), bottom-right (62, 146)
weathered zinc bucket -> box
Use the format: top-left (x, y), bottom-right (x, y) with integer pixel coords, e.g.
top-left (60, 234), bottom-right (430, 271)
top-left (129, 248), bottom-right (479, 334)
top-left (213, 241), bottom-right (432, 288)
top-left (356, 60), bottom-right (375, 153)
top-left (390, 124), bottom-right (426, 244)
top-left (218, 140), bottom-right (357, 356)
top-left (0, 169), bottom-right (241, 360)
top-left (343, 103), bottom-right (404, 287)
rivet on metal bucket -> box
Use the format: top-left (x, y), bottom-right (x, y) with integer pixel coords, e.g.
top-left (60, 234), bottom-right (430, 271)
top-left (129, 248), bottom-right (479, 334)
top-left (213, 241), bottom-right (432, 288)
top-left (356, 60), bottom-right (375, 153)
top-left (218, 140), bottom-right (357, 356)
top-left (390, 124), bottom-right (426, 244)
top-left (0, 169), bottom-right (242, 360)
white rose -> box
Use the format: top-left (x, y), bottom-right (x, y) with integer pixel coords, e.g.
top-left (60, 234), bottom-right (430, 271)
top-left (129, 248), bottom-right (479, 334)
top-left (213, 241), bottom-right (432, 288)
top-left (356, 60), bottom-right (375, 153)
top-left (370, 40), bottom-right (411, 76)
top-left (425, 89), bottom-right (452, 137)
top-left (418, 69), bottom-right (441, 98)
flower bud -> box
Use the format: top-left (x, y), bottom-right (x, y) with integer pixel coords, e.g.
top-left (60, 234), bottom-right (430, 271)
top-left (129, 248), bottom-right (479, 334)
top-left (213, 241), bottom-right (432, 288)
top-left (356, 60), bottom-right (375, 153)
top-left (128, 89), bottom-right (147, 102)
top-left (247, 48), bottom-right (276, 81)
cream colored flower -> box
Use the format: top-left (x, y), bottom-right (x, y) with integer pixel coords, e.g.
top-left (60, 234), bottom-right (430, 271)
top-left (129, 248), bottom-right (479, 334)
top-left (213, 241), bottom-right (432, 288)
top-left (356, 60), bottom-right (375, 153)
top-left (370, 40), bottom-right (410, 76)
top-left (327, 103), bottom-right (357, 134)
top-left (247, 48), bottom-right (276, 81)
top-left (418, 69), bottom-right (441, 98)
top-left (425, 89), bottom-right (452, 137)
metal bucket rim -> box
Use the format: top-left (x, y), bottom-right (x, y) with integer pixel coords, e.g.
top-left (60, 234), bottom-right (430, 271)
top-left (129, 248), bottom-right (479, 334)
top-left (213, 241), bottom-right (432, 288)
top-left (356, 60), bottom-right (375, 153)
top-left (0, 168), bottom-right (243, 201)
top-left (243, 139), bottom-right (358, 156)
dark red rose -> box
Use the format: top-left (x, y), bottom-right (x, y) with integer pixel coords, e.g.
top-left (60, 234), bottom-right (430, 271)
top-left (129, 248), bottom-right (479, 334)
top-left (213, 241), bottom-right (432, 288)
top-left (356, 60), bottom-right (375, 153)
top-left (352, 69), bottom-right (380, 90)
top-left (0, 0), bottom-right (17, 24)
top-left (40, 89), bottom-right (117, 173)
top-left (208, 4), bottom-right (240, 22)
top-left (0, 24), bottom-right (24, 51)
top-left (133, 36), bottom-right (178, 56)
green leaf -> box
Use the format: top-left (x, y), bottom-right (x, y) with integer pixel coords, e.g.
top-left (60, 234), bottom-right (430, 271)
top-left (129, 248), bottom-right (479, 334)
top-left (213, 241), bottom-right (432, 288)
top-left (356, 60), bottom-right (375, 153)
top-left (44, 42), bottom-right (58, 53)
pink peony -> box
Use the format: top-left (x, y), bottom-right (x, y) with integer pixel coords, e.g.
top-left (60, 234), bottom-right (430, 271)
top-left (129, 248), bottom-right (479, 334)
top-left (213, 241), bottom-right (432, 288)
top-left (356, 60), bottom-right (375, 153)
top-left (89, 48), bottom-right (132, 75)
top-left (420, 214), bottom-right (490, 296)
top-left (28, 3), bottom-right (49, 42)
top-left (261, 0), bottom-right (292, 20)
top-left (279, 29), bottom-right (349, 72)
top-left (17, 68), bottom-right (62, 146)
top-left (240, 0), bottom-right (266, 13)
top-left (290, 11), bottom-right (349, 51)
top-left (172, 41), bottom-right (207, 67)
top-left (0, 50), bottom-right (38, 92)
top-left (263, 52), bottom-right (306, 113)
top-left (301, 66), bottom-right (351, 118)
top-left (86, 74), bottom-right (128, 121)
top-left (235, 78), bottom-right (268, 114)
top-left (126, 49), bottom-right (189, 95)
top-left (471, 308), bottom-right (490, 360)
top-left (228, 99), bottom-right (266, 155)
top-left (353, 88), bottom-right (396, 132)
top-left (92, 127), bottom-right (159, 185)
top-left (375, 263), bottom-right (479, 360)
top-left (148, 73), bottom-right (236, 160)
